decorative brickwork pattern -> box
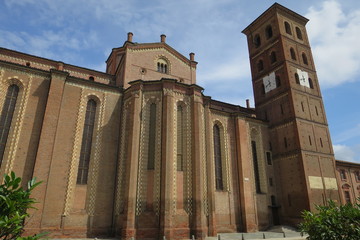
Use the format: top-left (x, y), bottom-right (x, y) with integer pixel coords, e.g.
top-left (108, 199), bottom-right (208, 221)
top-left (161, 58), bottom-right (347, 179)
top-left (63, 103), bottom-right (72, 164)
top-left (136, 91), bottom-right (162, 216)
top-left (212, 113), bottom-right (232, 192)
top-left (174, 94), bottom-right (192, 214)
top-left (63, 86), bottom-right (109, 215)
top-left (0, 54), bottom-right (54, 71)
top-left (64, 88), bottom-right (85, 215)
top-left (200, 106), bottom-right (209, 216)
top-left (0, 71), bottom-right (31, 174)
top-left (250, 125), bottom-right (268, 194)
top-left (87, 93), bottom-right (106, 216)
top-left (115, 98), bottom-right (131, 215)
top-left (129, 48), bottom-right (193, 69)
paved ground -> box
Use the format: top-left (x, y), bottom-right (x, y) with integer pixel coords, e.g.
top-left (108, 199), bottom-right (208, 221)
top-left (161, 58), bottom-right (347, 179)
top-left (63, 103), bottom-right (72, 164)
top-left (205, 232), bottom-right (306, 240)
top-left (51, 226), bottom-right (307, 240)
top-left (52, 233), bottom-right (307, 240)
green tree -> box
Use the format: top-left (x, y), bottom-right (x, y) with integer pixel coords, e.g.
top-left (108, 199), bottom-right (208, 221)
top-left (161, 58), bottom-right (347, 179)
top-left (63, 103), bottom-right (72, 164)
top-left (299, 199), bottom-right (360, 240)
top-left (0, 171), bottom-right (44, 240)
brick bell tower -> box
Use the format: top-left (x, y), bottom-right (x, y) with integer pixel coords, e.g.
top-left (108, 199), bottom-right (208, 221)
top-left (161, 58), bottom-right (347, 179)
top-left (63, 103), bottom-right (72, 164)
top-left (242, 3), bottom-right (341, 224)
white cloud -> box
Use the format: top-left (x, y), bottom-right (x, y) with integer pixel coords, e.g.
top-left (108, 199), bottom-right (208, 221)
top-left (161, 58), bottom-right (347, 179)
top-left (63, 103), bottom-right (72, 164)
top-left (333, 144), bottom-right (360, 163)
top-left (306, 0), bottom-right (360, 88)
top-left (199, 57), bottom-right (250, 82)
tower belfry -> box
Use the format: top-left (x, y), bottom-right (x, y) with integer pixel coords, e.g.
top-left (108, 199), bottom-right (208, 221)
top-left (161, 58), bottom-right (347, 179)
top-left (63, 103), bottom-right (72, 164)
top-left (242, 3), bottom-right (341, 224)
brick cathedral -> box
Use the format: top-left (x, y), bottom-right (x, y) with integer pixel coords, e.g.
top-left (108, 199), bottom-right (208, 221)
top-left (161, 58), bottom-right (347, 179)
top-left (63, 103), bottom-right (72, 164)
top-left (0, 3), bottom-right (359, 240)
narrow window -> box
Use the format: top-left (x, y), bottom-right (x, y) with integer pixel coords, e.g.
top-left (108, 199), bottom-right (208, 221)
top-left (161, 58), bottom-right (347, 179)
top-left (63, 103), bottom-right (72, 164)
top-left (251, 141), bottom-right (261, 193)
top-left (285, 21), bottom-right (292, 35)
top-left (147, 103), bottom-right (156, 170)
top-left (266, 152), bottom-right (272, 165)
top-left (301, 102), bottom-right (304, 112)
top-left (280, 104), bottom-right (284, 114)
top-left (302, 53), bottom-right (308, 65)
top-left (257, 60), bottom-right (264, 72)
top-left (271, 195), bottom-right (276, 205)
top-left (309, 78), bottom-right (314, 89)
top-left (355, 171), bottom-right (360, 182)
top-left (265, 25), bottom-right (273, 39)
top-left (296, 27), bottom-right (303, 40)
top-left (309, 135), bottom-right (312, 145)
top-left (177, 105), bottom-right (184, 171)
top-left (344, 191), bottom-right (351, 204)
top-left (269, 178), bottom-right (273, 187)
top-left (315, 106), bottom-right (319, 116)
top-left (254, 34), bottom-right (261, 48)
top-left (77, 99), bottom-right (97, 184)
top-left (270, 51), bottom-right (277, 63)
top-left (214, 125), bottom-right (223, 190)
top-left (320, 137), bottom-right (323, 148)
top-left (0, 85), bottom-right (19, 166)
top-left (157, 62), bottom-right (161, 72)
top-left (284, 137), bottom-right (288, 148)
top-left (276, 76), bottom-right (281, 87)
top-left (340, 169), bottom-right (347, 180)
top-left (290, 48), bottom-right (296, 60)
top-left (295, 73), bottom-right (300, 84)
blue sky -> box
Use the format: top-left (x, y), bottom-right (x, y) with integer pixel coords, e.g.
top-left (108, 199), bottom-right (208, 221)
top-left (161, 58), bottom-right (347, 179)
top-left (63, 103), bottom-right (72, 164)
top-left (1, 0), bottom-right (359, 163)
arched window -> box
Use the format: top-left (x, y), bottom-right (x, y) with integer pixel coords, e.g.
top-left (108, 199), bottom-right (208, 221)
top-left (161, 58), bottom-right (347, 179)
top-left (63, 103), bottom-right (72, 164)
top-left (270, 51), bottom-right (277, 64)
top-left (308, 78), bottom-right (314, 89)
top-left (251, 140), bottom-right (261, 193)
top-left (213, 124), bottom-right (223, 190)
top-left (340, 169), bottom-right (347, 180)
top-left (290, 48), bottom-right (296, 60)
top-left (157, 59), bottom-right (168, 74)
top-left (276, 75), bottom-right (281, 87)
top-left (77, 99), bottom-right (97, 184)
top-left (342, 184), bottom-right (352, 204)
top-left (355, 171), bottom-right (360, 182)
top-left (296, 27), bottom-right (303, 40)
top-left (0, 85), bottom-right (19, 166)
top-left (284, 21), bottom-right (292, 35)
top-left (89, 76), bottom-right (94, 81)
top-left (302, 53), bottom-right (308, 65)
top-left (265, 25), bottom-right (273, 39)
top-left (295, 73), bottom-right (300, 84)
top-left (177, 105), bottom-right (184, 171)
top-left (254, 34), bottom-right (261, 48)
top-left (147, 103), bottom-right (156, 170)
top-left (257, 60), bottom-right (264, 72)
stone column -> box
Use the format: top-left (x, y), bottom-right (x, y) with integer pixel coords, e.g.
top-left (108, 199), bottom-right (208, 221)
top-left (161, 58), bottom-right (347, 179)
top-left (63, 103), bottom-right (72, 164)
top-left (121, 87), bottom-right (143, 239)
top-left (160, 81), bottom-right (176, 239)
top-left (235, 117), bottom-right (258, 232)
top-left (191, 87), bottom-right (208, 239)
top-left (28, 69), bottom-right (68, 231)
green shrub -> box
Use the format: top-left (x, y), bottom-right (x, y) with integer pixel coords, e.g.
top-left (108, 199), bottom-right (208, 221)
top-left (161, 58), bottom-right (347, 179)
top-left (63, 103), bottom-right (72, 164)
top-left (0, 172), bottom-right (44, 240)
top-left (299, 199), bottom-right (360, 240)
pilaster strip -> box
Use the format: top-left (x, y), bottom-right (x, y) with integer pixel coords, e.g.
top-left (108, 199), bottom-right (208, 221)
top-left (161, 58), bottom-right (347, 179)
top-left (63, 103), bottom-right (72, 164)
top-left (63, 88), bottom-right (85, 215)
top-left (88, 93), bottom-right (106, 216)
